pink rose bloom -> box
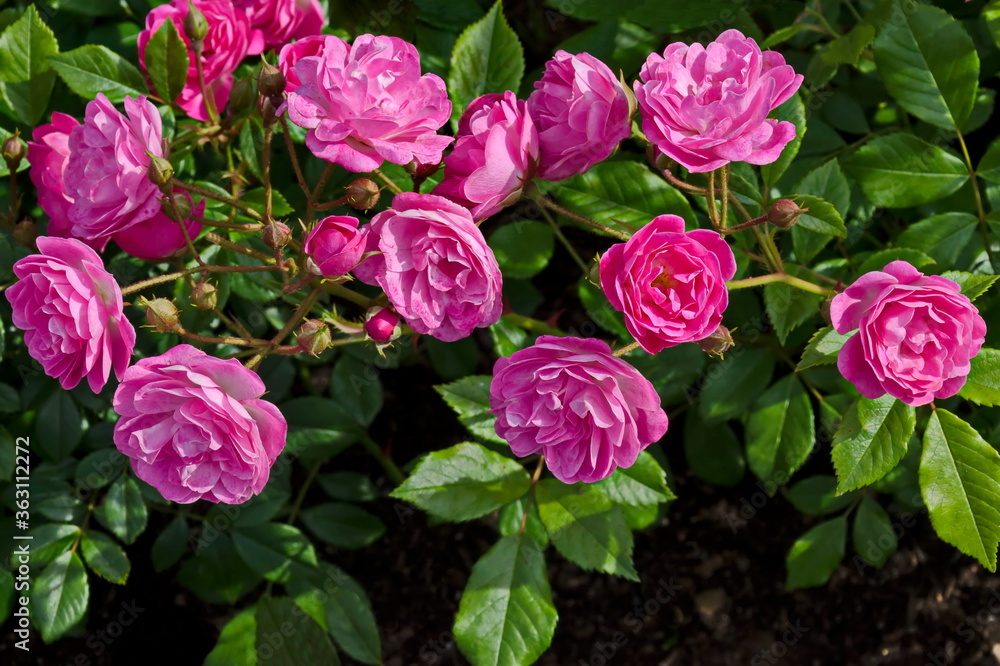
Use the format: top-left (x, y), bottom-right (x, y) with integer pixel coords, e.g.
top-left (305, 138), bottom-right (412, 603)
top-left (528, 50), bottom-right (631, 182)
top-left (285, 34), bottom-right (452, 172)
top-left (138, 0), bottom-right (264, 121)
top-left (112, 344), bottom-right (287, 504)
top-left (600, 215), bottom-right (736, 354)
top-left (62, 94), bottom-right (165, 247)
top-left (353, 193), bottom-right (502, 342)
top-left (27, 112), bottom-right (95, 245)
top-left (235, 0), bottom-right (324, 51)
top-left (113, 194), bottom-right (206, 261)
top-left (490, 336), bottom-right (668, 484)
top-left (635, 29), bottom-right (803, 173)
top-left (303, 215), bottom-right (366, 277)
top-left (434, 91), bottom-right (540, 221)
top-left (278, 34), bottom-right (338, 93)
top-left (5, 237), bottom-right (136, 393)
top-left (830, 261), bottom-right (986, 407)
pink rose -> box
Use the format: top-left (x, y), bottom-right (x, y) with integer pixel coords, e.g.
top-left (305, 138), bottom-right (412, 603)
top-left (600, 215), bottom-right (736, 354)
top-left (353, 193), bottom-right (502, 341)
top-left (434, 91), bottom-right (539, 221)
top-left (112, 194), bottom-right (206, 261)
top-left (62, 95), bottom-right (165, 247)
top-left (364, 306), bottom-right (401, 343)
top-left (5, 237), bottom-right (136, 393)
top-left (490, 336), bottom-right (669, 484)
top-left (830, 261), bottom-right (986, 407)
top-left (138, 0), bottom-right (264, 121)
top-left (528, 50), bottom-right (631, 182)
top-left (285, 34), bottom-right (452, 172)
top-left (112, 344), bottom-right (287, 504)
top-left (303, 215), bottom-right (366, 277)
top-left (635, 29), bottom-right (803, 173)
top-left (278, 34), bottom-right (337, 93)
top-left (235, 0), bottom-right (324, 51)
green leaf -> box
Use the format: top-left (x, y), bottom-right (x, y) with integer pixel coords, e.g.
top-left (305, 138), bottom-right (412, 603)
top-left (857, 248), bottom-right (935, 275)
top-left (764, 267), bottom-right (826, 344)
top-left (80, 530), bottom-right (130, 584)
top-left (795, 159), bottom-right (851, 214)
top-left (48, 45), bottom-right (146, 104)
top-left (831, 395), bottom-right (914, 494)
top-left (853, 495), bottom-right (896, 569)
top-left (0, 5), bottom-right (58, 125)
top-left (578, 276), bottom-right (630, 339)
top-left (824, 24), bottom-right (875, 66)
top-left (204, 608), bottom-right (258, 666)
top-left (454, 534), bottom-right (557, 666)
top-left (683, 411), bottom-right (745, 487)
top-left (745, 375), bottom-right (815, 486)
top-left (785, 476), bottom-right (856, 516)
top-left (21, 523), bottom-right (79, 569)
top-left (317, 472), bottom-right (379, 502)
top-left (301, 503), bottom-right (386, 550)
top-left (841, 133), bottom-right (968, 208)
top-left (979, 135), bottom-right (1000, 184)
top-left (939, 271), bottom-right (999, 302)
top-left (488, 221), bottom-right (554, 279)
top-left (239, 118), bottom-right (265, 180)
top-left (0, 568), bottom-right (13, 625)
top-left (34, 390), bottom-right (81, 462)
top-left (490, 317), bottom-right (529, 357)
top-left (256, 597), bottom-right (341, 665)
top-left (698, 348), bottom-right (775, 423)
top-left (75, 448), bottom-right (126, 491)
top-left (594, 451), bottom-right (674, 506)
top-left (959, 349), bottom-right (1000, 407)
top-left (785, 516), bottom-right (847, 590)
top-left (498, 496), bottom-right (548, 547)
top-left (152, 516), bottom-right (189, 572)
top-left (177, 534), bottom-right (261, 604)
top-left (447, 1), bottom-right (524, 127)
top-left (791, 195), bottom-right (847, 237)
top-left (435, 376), bottom-right (505, 444)
top-left (920, 409), bottom-right (1000, 571)
top-left (330, 356), bottom-right (383, 428)
top-left (797, 327), bottom-right (853, 371)
top-left (391, 442), bottom-right (530, 522)
top-left (143, 18), bottom-right (189, 106)
top-left (34, 551), bottom-right (88, 643)
top-left (232, 523), bottom-right (319, 584)
top-left (896, 213), bottom-right (978, 268)
top-left (94, 475), bottom-right (148, 545)
top-left (760, 93), bottom-right (805, 186)
top-left (535, 480), bottom-right (637, 580)
top-left (281, 396), bottom-right (360, 459)
top-left (872, 1), bottom-right (979, 129)
top-left (554, 160), bottom-right (695, 234)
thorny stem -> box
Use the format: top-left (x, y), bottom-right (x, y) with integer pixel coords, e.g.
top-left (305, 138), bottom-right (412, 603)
top-left (287, 461), bottom-right (322, 526)
top-left (245, 288), bottom-right (321, 370)
top-left (262, 125), bottom-right (274, 222)
top-left (613, 341), bottom-right (641, 357)
top-left (372, 168), bottom-right (404, 195)
top-left (661, 168), bottom-right (707, 195)
top-left (165, 194), bottom-right (206, 268)
top-left (279, 116), bottom-right (310, 195)
top-left (193, 44), bottom-right (219, 125)
top-left (727, 272), bottom-right (834, 297)
top-left (534, 195), bottom-right (630, 241)
top-left (720, 215), bottom-right (769, 234)
top-left (319, 281), bottom-right (373, 308)
top-left (956, 128), bottom-right (998, 272)
top-left (121, 264), bottom-right (282, 296)
top-left (519, 456), bottom-right (547, 534)
top-left (538, 204), bottom-right (589, 273)
top-left (720, 164), bottom-right (730, 228)
top-left (173, 179), bottom-right (264, 220)
top-left (205, 232), bottom-right (276, 264)
top-left (707, 170), bottom-right (719, 227)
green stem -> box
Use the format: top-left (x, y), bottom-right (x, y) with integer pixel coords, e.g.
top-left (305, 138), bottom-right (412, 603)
top-left (245, 288), bottom-right (321, 370)
top-left (193, 45), bottom-right (219, 125)
top-left (262, 125), bottom-right (274, 222)
top-left (720, 164), bottom-right (730, 228)
top-left (727, 272), bottom-right (834, 297)
top-left (956, 128), bottom-right (998, 272)
top-left (121, 264), bottom-right (281, 296)
top-left (372, 168), bottom-right (404, 195)
top-left (661, 168), bottom-right (707, 195)
top-left (173, 179), bottom-right (264, 220)
top-left (501, 313), bottom-right (566, 337)
top-left (706, 169), bottom-right (719, 227)
top-left (361, 435), bottom-right (406, 486)
top-left (613, 341), bottom-right (641, 357)
top-left (319, 281), bottom-right (373, 308)
top-left (287, 461), bottom-right (322, 526)
top-left (533, 195), bottom-right (630, 241)
top-left (538, 205), bottom-right (589, 273)
top-left (205, 232), bottom-right (276, 264)
top-left (279, 116), bottom-right (310, 196)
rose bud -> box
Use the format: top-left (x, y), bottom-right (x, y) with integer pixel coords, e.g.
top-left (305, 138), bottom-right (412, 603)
top-left (191, 281), bottom-right (218, 310)
top-left (12, 220), bottom-right (38, 248)
top-left (766, 199), bottom-right (808, 229)
top-left (258, 60), bottom-right (286, 98)
top-left (142, 297), bottom-right (181, 333)
top-left (148, 155), bottom-right (174, 189)
top-left (262, 221), bottom-right (291, 250)
top-left (346, 178), bottom-right (380, 211)
top-left (183, 1), bottom-right (210, 44)
top-left (303, 215), bottom-right (366, 277)
top-left (697, 325), bottom-right (735, 358)
top-left (228, 77), bottom-right (256, 116)
top-left (296, 319), bottom-right (331, 356)
top-left (3, 132), bottom-right (26, 170)
top-left (365, 306), bottom-right (401, 344)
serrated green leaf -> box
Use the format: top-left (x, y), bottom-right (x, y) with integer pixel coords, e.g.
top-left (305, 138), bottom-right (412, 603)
top-left (454, 533), bottom-right (556, 666)
top-left (256, 597), bottom-right (341, 665)
top-left (144, 18), bottom-right (189, 106)
top-left (204, 607), bottom-right (258, 666)
top-left (842, 133), bottom-right (968, 208)
top-left (0, 5), bottom-right (58, 125)
top-left (281, 396), bottom-right (360, 459)
top-left (48, 45), bottom-right (146, 104)
top-left (578, 276), bottom-right (630, 340)
top-left (698, 348), bottom-right (775, 423)
top-left (435, 376), bottom-right (506, 444)
top-left (824, 24), bottom-right (875, 66)
top-left (94, 475), bottom-right (147, 545)
top-left (683, 410), bottom-right (745, 486)
top-left (447, 1), bottom-right (524, 127)
top-left (920, 409), bottom-right (1000, 571)
top-left (34, 551), bottom-right (88, 643)
top-left (764, 271), bottom-right (825, 345)
top-left (301, 502), bottom-right (385, 550)
top-left (760, 93), bottom-right (805, 186)
top-left (785, 476), bottom-right (855, 516)
top-left (151, 516), bottom-right (189, 572)
top-left (594, 451), bottom-right (674, 506)
top-left (498, 496), bottom-right (548, 547)
top-left (231, 523), bottom-right (319, 584)
top-left (939, 271), bottom-right (999, 302)
top-left (959, 349), bottom-right (1000, 407)
top-left (239, 118), bottom-right (265, 180)
top-left (873, 1), bottom-right (978, 129)
top-left (785, 516), bottom-right (846, 590)
top-left (304, 563), bottom-right (382, 665)
top-left (488, 221), bottom-right (554, 279)
top-left (535, 480), bottom-right (637, 580)
top-left (177, 534), bottom-right (261, 604)
top-left (795, 159), bottom-right (851, 213)
top-left (19, 523), bottom-right (79, 569)
top-left (791, 195), bottom-right (847, 238)
top-left (746, 375), bottom-right (815, 485)
top-left (391, 442), bottom-right (530, 522)
top-left (979, 135), bottom-right (1000, 184)
top-left (857, 248), bottom-right (935, 275)
top-left (34, 390), bottom-right (81, 462)
top-left (330, 356), bottom-right (383, 428)
top-left (317, 472), bottom-right (379, 502)
top-left (831, 395), bottom-right (914, 494)
top-left (896, 213), bottom-right (978, 268)
top-left (797, 327), bottom-right (853, 371)
top-left (80, 530), bottom-right (130, 584)
top-left (490, 316), bottom-right (529, 357)
top-left (853, 495), bottom-right (896, 569)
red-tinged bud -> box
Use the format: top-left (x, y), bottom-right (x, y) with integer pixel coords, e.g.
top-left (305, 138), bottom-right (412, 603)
top-left (191, 281), bottom-right (218, 310)
top-left (296, 319), bottom-right (331, 356)
top-left (12, 220), bottom-right (37, 248)
top-left (346, 178), bottom-right (380, 211)
top-left (364, 306), bottom-right (401, 344)
top-left (258, 61), bottom-right (286, 98)
top-left (164, 190), bottom-right (193, 220)
top-left (767, 199), bottom-right (808, 229)
top-left (697, 325), bottom-right (735, 358)
top-left (2, 132), bottom-right (26, 171)
top-left (262, 221), bottom-right (291, 250)
top-left (141, 297), bottom-right (181, 333)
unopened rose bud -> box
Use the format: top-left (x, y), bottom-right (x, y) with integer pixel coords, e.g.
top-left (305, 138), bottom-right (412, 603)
top-left (164, 190), bottom-right (192, 220)
top-left (228, 78), bottom-right (255, 116)
top-left (142, 297), bottom-right (181, 333)
top-left (148, 155), bottom-right (174, 189)
top-left (12, 220), bottom-right (37, 248)
top-left (262, 221), bottom-right (291, 250)
top-left (258, 61), bottom-right (286, 99)
top-left (183, 1), bottom-right (209, 44)
top-left (364, 306), bottom-right (401, 344)
top-left (767, 199), bottom-right (807, 229)
top-left (2, 132), bottom-right (25, 170)
top-left (296, 319), bottom-right (331, 356)
top-left (588, 256), bottom-right (602, 285)
top-left (346, 178), bottom-right (380, 211)
top-left (697, 325), bottom-right (735, 358)
top-left (821, 299), bottom-right (833, 327)
top-left (191, 281), bottom-right (218, 310)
